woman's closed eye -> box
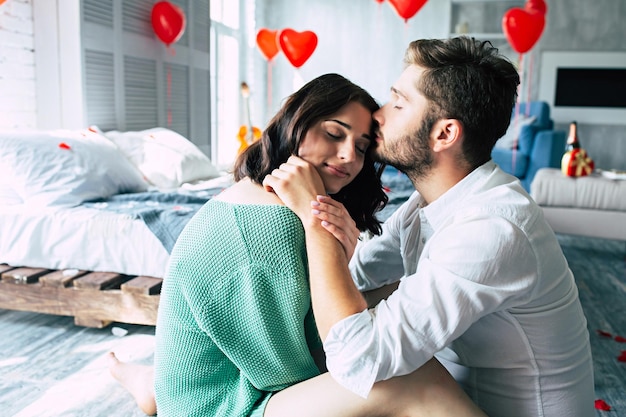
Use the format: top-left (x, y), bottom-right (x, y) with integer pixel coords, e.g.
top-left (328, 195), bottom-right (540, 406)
top-left (326, 129), bottom-right (368, 155)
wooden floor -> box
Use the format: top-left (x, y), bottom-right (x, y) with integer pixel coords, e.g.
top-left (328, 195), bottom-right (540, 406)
top-left (0, 310), bottom-right (155, 417)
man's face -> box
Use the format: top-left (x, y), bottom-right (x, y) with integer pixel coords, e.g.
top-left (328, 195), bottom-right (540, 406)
top-left (372, 65), bottom-right (434, 176)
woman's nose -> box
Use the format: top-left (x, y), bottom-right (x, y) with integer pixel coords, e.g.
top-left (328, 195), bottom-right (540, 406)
top-left (339, 140), bottom-right (357, 161)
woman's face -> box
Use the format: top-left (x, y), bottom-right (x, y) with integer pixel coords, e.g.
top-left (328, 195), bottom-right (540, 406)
top-left (297, 101), bottom-right (374, 194)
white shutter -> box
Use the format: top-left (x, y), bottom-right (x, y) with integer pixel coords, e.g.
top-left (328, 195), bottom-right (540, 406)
top-left (84, 49), bottom-right (116, 130)
top-left (80, 0), bottom-right (211, 157)
top-left (125, 56), bottom-right (158, 131)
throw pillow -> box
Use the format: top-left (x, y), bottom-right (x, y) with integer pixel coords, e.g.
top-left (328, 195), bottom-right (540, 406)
top-left (0, 129), bottom-right (149, 207)
top-left (103, 127), bottom-right (220, 189)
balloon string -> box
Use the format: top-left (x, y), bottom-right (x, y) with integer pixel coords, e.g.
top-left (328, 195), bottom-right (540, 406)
top-left (167, 63), bottom-right (172, 127)
top-left (525, 51), bottom-right (534, 117)
top-left (267, 61), bottom-right (273, 118)
top-left (511, 52), bottom-right (524, 173)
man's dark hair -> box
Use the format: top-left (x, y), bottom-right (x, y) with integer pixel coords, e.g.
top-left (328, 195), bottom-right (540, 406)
top-left (404, 37), bottom-right (520, 169)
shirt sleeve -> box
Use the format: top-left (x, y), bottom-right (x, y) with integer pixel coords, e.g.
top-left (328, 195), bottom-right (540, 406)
top-left (349, 192), bottom-right (420, 291)
top-left (326, 215), bottom-right (538, 398)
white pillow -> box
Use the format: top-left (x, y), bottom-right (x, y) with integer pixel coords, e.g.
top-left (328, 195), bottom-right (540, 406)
top-left (0, 179), bottom-right (22, 205)
top-left (0, 129), bottom-right (149, 207)
top-left (495, 114), bottom-right (536, 149)
top-left (102, 127), bottom-right (220, 189)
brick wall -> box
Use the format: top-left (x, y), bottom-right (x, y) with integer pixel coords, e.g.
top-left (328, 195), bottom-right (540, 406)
top-left (0, 0), bottom-right (36, 128)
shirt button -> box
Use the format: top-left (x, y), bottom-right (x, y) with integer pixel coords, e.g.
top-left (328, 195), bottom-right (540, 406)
top-left (421, 237), bottom-right (426, 243)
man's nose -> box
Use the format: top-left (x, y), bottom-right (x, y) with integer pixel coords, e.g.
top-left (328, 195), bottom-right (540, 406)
top-left (373, 106), bottom-right (385, 125)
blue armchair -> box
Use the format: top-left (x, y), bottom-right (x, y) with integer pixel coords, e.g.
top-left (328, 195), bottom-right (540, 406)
top-left (491, 101), bottom-right (566, 192)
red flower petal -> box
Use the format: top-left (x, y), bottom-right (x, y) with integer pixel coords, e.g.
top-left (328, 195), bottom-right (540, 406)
top-left (618, 351), bottom-right (626, 362)
top-left (597, 330), bottom-right (613, 338)
top-left (615, 335), bottom-right (626, 343)
top-left (595, 399), bottom-right (612, 411)
top-left (58, 142), bottom-right (71, 150)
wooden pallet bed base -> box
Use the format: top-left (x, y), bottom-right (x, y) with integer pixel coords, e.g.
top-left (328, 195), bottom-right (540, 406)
top-left (0, 264), bottom-right (161, 328)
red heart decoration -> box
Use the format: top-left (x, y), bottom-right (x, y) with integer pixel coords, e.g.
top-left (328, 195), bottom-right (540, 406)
top-left (388, 0), bottom-right (428, 22)
top-left (278, 29), bottom-right (318, 68)
top-left (151, 1), bottom-right (186, 46)
top-left (256, 28), bottom-right (280, 61)
top-left (502, 7), bottom-right (545, 54)
top-left (525, 0), bottom-right (547, 15)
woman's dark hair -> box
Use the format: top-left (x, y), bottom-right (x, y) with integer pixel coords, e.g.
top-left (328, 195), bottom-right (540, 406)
top-left (232, 73), bottom-right (388, 235)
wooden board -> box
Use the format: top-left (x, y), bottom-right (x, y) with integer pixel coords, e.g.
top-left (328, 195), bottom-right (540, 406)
top-left (0, 264), bottom-right (162, 328)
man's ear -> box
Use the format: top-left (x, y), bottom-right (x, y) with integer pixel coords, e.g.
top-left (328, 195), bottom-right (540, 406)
top-left (432, 119), bottom-right (462, 152)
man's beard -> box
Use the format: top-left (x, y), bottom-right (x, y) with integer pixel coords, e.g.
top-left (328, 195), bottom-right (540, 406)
top-left (374, 118), bottom-right (434, 179)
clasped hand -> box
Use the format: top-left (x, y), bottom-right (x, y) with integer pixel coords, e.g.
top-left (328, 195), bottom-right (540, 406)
top-left (263, 156), bottom-right (361, 260)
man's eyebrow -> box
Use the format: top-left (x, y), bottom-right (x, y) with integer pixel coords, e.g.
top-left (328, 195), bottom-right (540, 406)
top-left (390, 86), bottom-right (408, 100)
top-left (328, 119), bottom-right (372, 140)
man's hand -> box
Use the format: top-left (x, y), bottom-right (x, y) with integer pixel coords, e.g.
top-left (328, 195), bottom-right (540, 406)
top-left (313, 195), bottom-right (360, 261)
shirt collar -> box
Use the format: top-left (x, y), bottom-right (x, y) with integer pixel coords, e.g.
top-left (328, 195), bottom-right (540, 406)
top-left (421, 161), bottom-right (498, 231)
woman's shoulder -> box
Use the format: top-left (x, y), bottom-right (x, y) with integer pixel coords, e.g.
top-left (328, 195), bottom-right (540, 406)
top-left (214, 177), bottom-right (284, 206)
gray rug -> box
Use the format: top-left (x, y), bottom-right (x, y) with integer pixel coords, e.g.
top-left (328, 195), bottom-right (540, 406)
top-left (556, 233), bottom-right (626, 416)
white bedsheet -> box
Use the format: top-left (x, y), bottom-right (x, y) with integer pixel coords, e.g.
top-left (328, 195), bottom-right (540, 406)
top-left (0, 175), bottom-right (233, 278)
top-left (0, 203), bottom-right (171, 278)
top-left (0, 173), bottom-right (239, 279)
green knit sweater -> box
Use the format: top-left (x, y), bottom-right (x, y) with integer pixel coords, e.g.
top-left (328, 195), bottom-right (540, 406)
top-left (154, 200), bottom-right (322, 417)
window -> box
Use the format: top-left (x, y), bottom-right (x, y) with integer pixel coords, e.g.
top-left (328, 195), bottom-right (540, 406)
top-left (210, 0), bottom-right (254, 169)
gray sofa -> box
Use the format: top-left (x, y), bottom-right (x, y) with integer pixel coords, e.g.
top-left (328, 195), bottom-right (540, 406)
top-left (530, 168), bottom-right (626, 242)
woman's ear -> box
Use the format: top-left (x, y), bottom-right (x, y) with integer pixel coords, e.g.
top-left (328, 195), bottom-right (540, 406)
top-left (432, 119), bottom-right (462, 152)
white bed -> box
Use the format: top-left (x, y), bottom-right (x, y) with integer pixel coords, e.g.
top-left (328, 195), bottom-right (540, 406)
top-left (2, 199), bottom-right (174, 279)
top-left (0, 175), bottom-right (232, 278)
top-left (0, 127), bottom-right (230, 326)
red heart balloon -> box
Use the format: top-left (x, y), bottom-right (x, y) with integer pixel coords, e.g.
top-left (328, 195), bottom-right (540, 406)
top-left (525, 0), bottom-right (547, 15)
top-left (278, 29), bottom-right (318, 68)
top-left (256, 28), bottom-right (280, 61)
top-left (388, 0), bottom-right (428, 22)
top-left (151, 1), bottom-right (186, 46)
top-left (502, 7), bottom-right (545, 54)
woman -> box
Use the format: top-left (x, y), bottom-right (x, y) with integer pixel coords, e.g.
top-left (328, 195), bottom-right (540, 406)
top-left (110, 73), bottom-right (388, 416)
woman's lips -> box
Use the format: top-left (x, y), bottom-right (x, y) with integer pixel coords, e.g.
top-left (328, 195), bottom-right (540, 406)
top-left (326, 164), bottom-right (349, 178)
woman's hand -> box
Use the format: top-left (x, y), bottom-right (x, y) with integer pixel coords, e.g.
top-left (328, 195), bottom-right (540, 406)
top-left (263, 156), bottom-right (360, 259)
top-left (312, 195), bottom-right (361, 260)
top-left (263, 156), bottom-right (326, 223)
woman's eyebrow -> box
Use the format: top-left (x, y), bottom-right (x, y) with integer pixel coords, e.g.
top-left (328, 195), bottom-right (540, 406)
top-left (328, 119), bottom-right (372, 140)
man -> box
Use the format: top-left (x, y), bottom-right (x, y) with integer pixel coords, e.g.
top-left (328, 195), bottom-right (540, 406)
top-left (264, 37), bottom-right (595, 416)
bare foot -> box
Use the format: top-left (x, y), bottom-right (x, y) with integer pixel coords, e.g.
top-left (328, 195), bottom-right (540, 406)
top-left (107, 352), bottom-right (157, 416)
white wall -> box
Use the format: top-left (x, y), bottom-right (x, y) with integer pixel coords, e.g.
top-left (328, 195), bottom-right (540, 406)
top-left (252, 0), bottom-right (450, 124)
top-left (0, 0), bottom-right (37, 129)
